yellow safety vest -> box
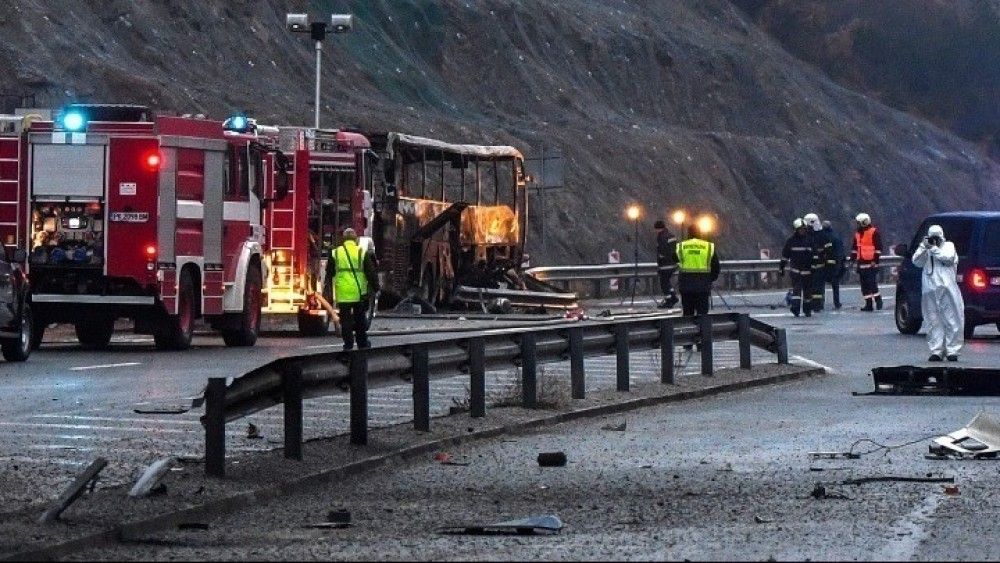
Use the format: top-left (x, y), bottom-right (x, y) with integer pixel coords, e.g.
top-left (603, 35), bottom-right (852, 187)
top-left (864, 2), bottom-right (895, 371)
top-left (676, 238), bottom-right (714, 273)
top-left (332, 241), bottom-right (368, 304)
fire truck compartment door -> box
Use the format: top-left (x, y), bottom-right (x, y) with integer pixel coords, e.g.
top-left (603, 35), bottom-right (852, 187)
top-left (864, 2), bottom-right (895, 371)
top-left (32, 144), bottom-right (106, 198)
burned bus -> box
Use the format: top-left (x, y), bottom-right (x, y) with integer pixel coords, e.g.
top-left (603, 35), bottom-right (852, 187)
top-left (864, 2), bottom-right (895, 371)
top-left (368, 132), bottom-right (574, 311)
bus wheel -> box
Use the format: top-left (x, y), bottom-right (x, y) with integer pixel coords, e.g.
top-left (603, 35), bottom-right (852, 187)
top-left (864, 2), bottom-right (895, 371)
top-left (76, 317), bottom-right (115, 349)
top-left (297, 309), bottom-right (329, 337)
top-left (223, 265), bottom-right (262, 347)
top-left (155, 270), bottom-right (196, 351)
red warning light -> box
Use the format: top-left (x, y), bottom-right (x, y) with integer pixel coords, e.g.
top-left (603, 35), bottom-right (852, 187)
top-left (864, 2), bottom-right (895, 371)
top-left (145, 244), bottom-right (157, 258)
top-left (144, 152), bottom-right (162, 171)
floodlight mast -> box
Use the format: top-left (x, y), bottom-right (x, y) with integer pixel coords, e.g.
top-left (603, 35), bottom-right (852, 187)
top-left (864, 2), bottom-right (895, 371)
top-left (286, 13), bottom-right (354, 129)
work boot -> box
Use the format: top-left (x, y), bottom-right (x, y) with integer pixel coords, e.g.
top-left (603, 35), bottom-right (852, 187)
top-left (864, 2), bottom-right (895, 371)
top-left (834, 302), bottom-right (842, 310)
top-left (947, 355), bottom-right (959, 362)
top-left (343, 341), bottom-right (355, 351)
top-left (875, 296), bottom-right (884, 310)
top-left (358, 340), bottom-right (372, 350)
top-left (928, 354), bottom-right (943, 362)
top-left (860, 299), bottom-right (874, 312)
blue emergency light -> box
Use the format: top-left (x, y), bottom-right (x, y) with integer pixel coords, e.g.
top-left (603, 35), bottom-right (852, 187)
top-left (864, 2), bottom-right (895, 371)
top-left (224, 114), bottom-right (249, 132)
top-left (61, 111), bottom-right (86, 132)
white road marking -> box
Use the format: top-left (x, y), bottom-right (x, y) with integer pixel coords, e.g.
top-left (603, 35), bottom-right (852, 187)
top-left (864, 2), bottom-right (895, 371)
top-left (791, 354), bottom-right (837, 374)
top-left (31, 414), bottom-right (202, 425)
top-left (69, 362), bottom-right (142, 371)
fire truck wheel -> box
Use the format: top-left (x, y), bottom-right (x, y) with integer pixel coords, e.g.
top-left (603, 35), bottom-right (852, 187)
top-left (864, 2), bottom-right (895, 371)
top-left (222, 265), bottom-right (262, 347)
top-left (75, 317), bottom-right (115, 350)
top-left (297, 309), bottom-right (329, 337)
top-left (154, 270), bottom-right (196, 351)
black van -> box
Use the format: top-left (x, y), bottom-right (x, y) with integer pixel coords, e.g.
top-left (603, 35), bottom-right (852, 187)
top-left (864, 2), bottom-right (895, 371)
top-left (0, 247), bottom-right (32, 361)
top-left (895, 212), bottom-right (1000, 338)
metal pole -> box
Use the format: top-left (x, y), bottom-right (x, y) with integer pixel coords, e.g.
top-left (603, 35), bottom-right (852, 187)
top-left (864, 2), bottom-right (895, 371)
top-left (412, 344), bottom-right (430, 431)
top-left (204, 378), bottom-right (226, 478)
top-left (314, 40), bottom-right (322, 129)
top-left (520, 333), bottom-right (537, 408)
top-left (282, 367), bottom-right (304, 461)
top-left (631, 219), bottom-right (639, 306)
top-left (699, 315), bottom-right (714, 376)
top-left (738, 314), bottom-right (752, 370)
top-left (615, 323), bottom-right (629, 391)
top-left (569, 327), bottom-right (585, 399)
top-left (349, 350), bottom-right (368, 445)
top-left (469, 338), bottom-right (486, 418)
top-left (659, 319), bottom-right (675, 384)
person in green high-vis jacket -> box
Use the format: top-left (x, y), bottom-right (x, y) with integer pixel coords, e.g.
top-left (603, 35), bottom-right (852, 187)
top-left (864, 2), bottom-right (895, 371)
top-left (323, 228), bottom-right (379, 350)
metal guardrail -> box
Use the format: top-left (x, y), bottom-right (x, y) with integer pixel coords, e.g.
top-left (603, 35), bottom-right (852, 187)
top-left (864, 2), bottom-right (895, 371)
top-left (200, 312), bottom-right (788, 477)
top-left (526, 256), bottom-right (904, 282)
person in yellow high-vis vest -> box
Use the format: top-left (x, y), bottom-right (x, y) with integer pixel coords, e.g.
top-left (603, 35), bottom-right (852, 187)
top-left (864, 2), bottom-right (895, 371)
top-left (675, 224), bottom-right (721, 318)
top-left (323, 228), bottom-right (379, 350)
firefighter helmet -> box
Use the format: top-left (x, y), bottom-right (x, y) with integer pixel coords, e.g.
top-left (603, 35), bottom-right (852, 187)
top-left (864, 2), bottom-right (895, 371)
top-left (855, 213), bottom-right (872, 226)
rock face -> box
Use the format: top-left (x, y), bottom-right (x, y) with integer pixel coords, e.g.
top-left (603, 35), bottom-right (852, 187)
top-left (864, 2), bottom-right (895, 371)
top-left (0, 0), bottom-right (996, 263)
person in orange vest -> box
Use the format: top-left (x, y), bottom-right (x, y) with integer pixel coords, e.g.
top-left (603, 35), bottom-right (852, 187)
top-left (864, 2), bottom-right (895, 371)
top-left (849, 213), bottom-right (883, 311)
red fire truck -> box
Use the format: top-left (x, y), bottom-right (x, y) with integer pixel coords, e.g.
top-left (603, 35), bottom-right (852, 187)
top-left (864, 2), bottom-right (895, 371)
top-left (3, 104), bottom-right (288, 350)
top-left (260, 126), bottom-right (373, 336)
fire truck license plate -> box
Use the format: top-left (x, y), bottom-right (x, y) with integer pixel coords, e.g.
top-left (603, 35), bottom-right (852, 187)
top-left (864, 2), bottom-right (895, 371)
top-left (110, 212), bottom-right (149, 223)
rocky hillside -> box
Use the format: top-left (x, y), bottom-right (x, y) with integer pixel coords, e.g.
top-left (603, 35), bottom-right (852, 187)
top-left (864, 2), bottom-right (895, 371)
top-left (0, 0), bottom-right (997, 263)
top-left (736, 0), bottom-right (1000, 160)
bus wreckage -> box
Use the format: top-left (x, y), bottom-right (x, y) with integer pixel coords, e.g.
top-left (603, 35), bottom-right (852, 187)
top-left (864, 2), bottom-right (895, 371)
top-left (369, 132), bottom-right (576, 312)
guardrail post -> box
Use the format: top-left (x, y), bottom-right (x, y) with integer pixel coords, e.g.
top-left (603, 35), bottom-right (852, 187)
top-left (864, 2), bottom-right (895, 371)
top-left (699, 315), bottom-right (713, 376)
top-left (412, 344), bottom-right (430, 432)
top-left (614, 324), bottom-right (629, 392)
top-left (282, 366), bottom-right (303, 461)
top-left (349, 351), bottom-right (368, 445)
top-left (520, 333), bottom-right (537, 408)
top-left (569, 328), bottom-right (585, 399)
top-left (659, 319), bottom-right (674, 384)
top-left (592, 279), bottom-right (602, 299)
top-left (738, 314), bottom-right (752, 370)
top-left (469, 338), bottom-right (486, 418)
top-left (204, 378), bottom-right (226, 478)
top-left (776, 328), bottom-right (789, 364)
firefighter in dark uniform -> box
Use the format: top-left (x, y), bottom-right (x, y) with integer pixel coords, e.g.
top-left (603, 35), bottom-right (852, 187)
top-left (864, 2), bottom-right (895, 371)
top-left (675, 224), bottom-right (721, 317)
top-left (822, 220), bottom-right (846, 309)
top-left (324, 228), bottom-right (379, 350)
top-left (780, 218), bottom-right (814, 317)
top-left (803, 213), bottom-right (832, 312)
top-left (654, 220), bottom-right (679, 309)
top-left (850, 212), bottom-right (883, 311)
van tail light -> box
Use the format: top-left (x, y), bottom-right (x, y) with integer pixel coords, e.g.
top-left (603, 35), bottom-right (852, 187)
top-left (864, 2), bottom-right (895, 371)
top-left (969, 269), bottom-right (988, 291)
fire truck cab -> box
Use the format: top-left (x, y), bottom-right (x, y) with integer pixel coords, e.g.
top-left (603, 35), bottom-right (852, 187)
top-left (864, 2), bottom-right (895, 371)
top-left (19, 104), bottom-right (285, 350)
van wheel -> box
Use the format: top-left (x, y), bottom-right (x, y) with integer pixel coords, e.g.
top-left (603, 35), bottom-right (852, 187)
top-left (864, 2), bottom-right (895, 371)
top-left (155, 270), bottom-right (196, 351)
top-left (894, 293), bottom-right (921, 335)
top-left (2, 304), bottom-right (32, 362)
top-left (75, 317), bottom-right (115, 349)
top-left (223, 265), bottom-right (261, 347)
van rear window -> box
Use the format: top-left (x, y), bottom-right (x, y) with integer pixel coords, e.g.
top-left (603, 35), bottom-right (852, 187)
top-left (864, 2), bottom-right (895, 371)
top-left (983, 219), bottom-right (1000, 258)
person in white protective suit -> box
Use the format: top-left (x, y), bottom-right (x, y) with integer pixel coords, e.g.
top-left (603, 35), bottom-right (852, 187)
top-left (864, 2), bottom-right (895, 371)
top-left (911, 224), bottom-right (965, 361)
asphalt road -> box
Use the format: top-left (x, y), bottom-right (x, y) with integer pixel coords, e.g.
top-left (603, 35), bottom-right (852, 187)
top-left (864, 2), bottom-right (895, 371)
top-left (45, 284), bottom-right (1000, 560)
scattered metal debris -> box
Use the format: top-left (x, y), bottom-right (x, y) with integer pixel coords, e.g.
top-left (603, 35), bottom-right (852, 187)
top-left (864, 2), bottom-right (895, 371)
top-left (928, 412), bottom-right (1000, 459)
top-left (809, 483), bottom-right (849, 500)
top-left (754, 515), bottom-right (774, 524)
top-left (438, 514), bottom-right (564, 535)
top-left (838, 475), bottom-right (954, 485)
top-left (39, 457), bottom-right (108, 524)
top-left (177, 522), bottom-right (209, 531)
top-left (133, 395), bottom-right (204, 415)
top-left (943, 484), bottom-right (960, 496)
top-left (862, 366), bottom-right (1000, 395)
top-left (434, 452), bottom-right (470, 466)
top-left (247, 422), bottom-right (262, 439)
top-left (537, 452), bottom-right (567, 467)
top-left (602, 421), bottom-right (627, 432)
top-left (808, 452), bottom-right (861, 460)
top-left (129, 457), bottom-right (176, 498)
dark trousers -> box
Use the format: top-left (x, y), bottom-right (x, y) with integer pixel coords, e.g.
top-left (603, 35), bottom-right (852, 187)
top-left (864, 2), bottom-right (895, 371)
top-left (790, 272), bottom-right (811, 315)
top-left (658, 266), bottom-right (677, 300)
top-left (339, 300), bottom-right (370, 347)
top-left (810, 267), bottom-right (826, 310)
top-left (680, 292), bottom-right (710, 317)
top-left (830, 267), bottom-right (843, 307)
top-left (859, 265), bottom-right (880, 306)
